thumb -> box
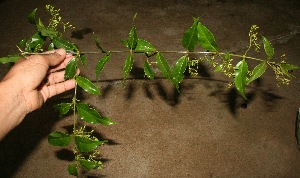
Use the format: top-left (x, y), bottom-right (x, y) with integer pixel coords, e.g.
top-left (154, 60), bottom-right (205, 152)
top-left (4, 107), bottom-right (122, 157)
top-left (43, 49), bottom-right (67, 67)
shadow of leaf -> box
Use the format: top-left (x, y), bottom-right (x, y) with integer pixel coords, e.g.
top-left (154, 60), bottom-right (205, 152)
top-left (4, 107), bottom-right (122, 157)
top-left (56, 149), bottom-right (74, 161)
top-left (71, 28), bottom-right (93, 40)
top-left (155, 81), bottom-right (181, 106)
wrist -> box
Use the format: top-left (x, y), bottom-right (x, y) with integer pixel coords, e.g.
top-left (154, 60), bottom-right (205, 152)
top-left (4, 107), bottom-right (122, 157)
top-left (0, 79), bottom-right (28, 139)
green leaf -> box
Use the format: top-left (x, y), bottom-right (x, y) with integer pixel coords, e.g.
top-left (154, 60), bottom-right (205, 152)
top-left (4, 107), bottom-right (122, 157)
top-left (197, 22), bottom-right (219, 52)
top-left (128, 25), bottom-right (138, 50)
top-left (182, 18), bottom-right (199, 51)
top-left (52, 36), bottom-right (77, 51)
top-left (262, 36), bottom-right (274, 60)
top-left (64, 57), bottom-right (77, 80)
top-left (35, 19), bottom-right (58, 38)
top-left (48, 131), bottom-right (72, 147)
top-left (225, 52), bottom-right (231, 61)
top-left (26, 32), bottom-right (45, 51)
top-left (37, 18), bottom-right (45, 28)
top-left (68, 164), bottom-right (78, 177)
top-left (123, 54), bottom-right (134, 80)
top-left (48, 42), bottom-right (55, 50)
top-left (173, 56), bottom-right (187, 90)
top-left (144, 61), bottom-right (155, 80)
top-left (0, 56), bottom-right (20, 64)
top-left (214, 64), bottom-right (223, 72)
top-left (121, 40), bottom-right (129, 49)
top-left (53, 103), bottom-right (72, 118)
top-left (38, 26), bottom-right (58, 38)
top-left (80, 54), bottom-right (87, 65)
top-left (234, 59), bottom-right (248, 99)
top-left (76, 76), bottom-right (101, 95)
top-left (96, 55), bottom-right (111, 81)
top-left (280, 63), bottom-right (300, 71)
top-left (135, 39), bottom-right (156, 54)
top-left (247, 61), bottom-right (267, 85)
top-left (280, 63), bottom-right (300, 78)
top-left (18, 38), bottom-right (27, 48)
top-left (80, 159), bottom-right (102, 170)
top-left (28, 8), bottom-right (37, 24)
top-left (74, 136), bottom-right (106, 153)
top-left (76, 103), bottom-right (116, 125)
top-left (94, 36), bottom-right (106, 53)
top-left (156, 52), bottom-right (173, 81)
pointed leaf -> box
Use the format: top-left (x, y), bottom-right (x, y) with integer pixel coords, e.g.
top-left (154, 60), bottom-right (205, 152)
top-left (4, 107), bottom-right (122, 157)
top-left (225, 52), bottom-right (231, 61)
top-left (247, 61), bottom-right (267, 85)
top-left (280, 63), bottom-right (300, 78)
top-left (52, 36), bottom-right (77, 51)
top-left (0, 56), bottom-right (20, 64)
top-left (38, 26), bottom-right (58, 38)
top-left (96, 55), bottom-right (110, 80)
top-left (144, 61), bottom-right (155, 80)
top-left (37, 18), bottom-right (45, 28)
top-left (135, 39), bottom-right (156, 54)
top-left (123, 54), bottom-right (134, 80)
top-left (35, 18), bottom-right (58, 38)
top-left (121, 40), bottom-right (129, 49)
top-left (76, 103), bottom-right (101, 124)
top-left (128, 25), bottom-right (138, 50)
top-left (234, 59), bottom-right (248, 99)
top-left (76, 103), bottom-right (116, 125)
top-left (28, 8), bottom-right (37, 24)
top-left (173, 56), bottom-right (188, 90)
top-left (48, 131), bottom-right (71, 147)
top-left (156, 52), bottom-right (173, 81)
top-left (80, 159), bottom-right (102, 170)
top-left (26, 32), bottom-right (45, 51)
top-left (99, 116), bottom-right (116, 126)
top-left (76, 76), bottom-right (101, 95)
top-left (214, 64), bottom-right (223, 72)
top-left (182, 18), bottom-right (199, 51)
top-left (280, 63), bottom-right (300, 71)
top-left (262, 36), bottom-right (274, 60)
top-left (18, 38), bottom-right (27, 48)
top-left (54, 103), bottom-right (72, 118)
top-left (68, 164), bottom-right (78, 177)
top-left (80, 54), bottom-right (87, 65)
top-left (94, 36), bottom-right (106, 53)
top-left (64, 57), bottom-right (77, 80)
top-left (197, 22), bottom-right (219, 51)
top-left (74, 136), bottom-right (105, 153)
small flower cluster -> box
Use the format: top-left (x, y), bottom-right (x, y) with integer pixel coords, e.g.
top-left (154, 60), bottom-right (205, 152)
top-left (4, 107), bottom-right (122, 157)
top-left (248, 25), bottom-right (261, 53)
top-left (46, 5), bottom-right (75, 32)
top-left (188, 57), bottom-right (200, 77)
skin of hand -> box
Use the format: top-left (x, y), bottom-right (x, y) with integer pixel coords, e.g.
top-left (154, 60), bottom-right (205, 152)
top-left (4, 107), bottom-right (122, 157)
top-left (0, 48), bottom-right (78, 140)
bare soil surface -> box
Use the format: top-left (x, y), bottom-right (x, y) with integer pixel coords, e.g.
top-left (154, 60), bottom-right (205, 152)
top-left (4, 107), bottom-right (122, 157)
top-left (0, 0), bottom-right (300, 177)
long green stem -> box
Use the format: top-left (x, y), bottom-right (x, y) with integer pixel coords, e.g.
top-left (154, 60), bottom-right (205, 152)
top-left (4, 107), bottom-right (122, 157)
top-left (72, 83), bottom-right (77, 133)
top-left (19, 49), bottom-right (264, 62)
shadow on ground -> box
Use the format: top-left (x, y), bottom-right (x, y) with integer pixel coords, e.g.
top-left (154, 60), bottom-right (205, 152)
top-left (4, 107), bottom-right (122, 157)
top-left (0, 0), bottom-right (300, 177)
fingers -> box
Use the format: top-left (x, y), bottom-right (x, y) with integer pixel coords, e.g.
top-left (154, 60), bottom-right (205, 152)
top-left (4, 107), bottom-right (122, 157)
top-left (45, 71), bottom-right (65, 86)
top-left (41, 79), bottom-right (76, 100)
top-left (45, 68), bottom-right (80, 85)
top-left (42, 49), bottom-right (67, 67)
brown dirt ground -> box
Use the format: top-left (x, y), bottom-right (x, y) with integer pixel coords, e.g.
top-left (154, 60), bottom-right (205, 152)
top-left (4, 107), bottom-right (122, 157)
top-left (0, 0), bottom-right (300, 177)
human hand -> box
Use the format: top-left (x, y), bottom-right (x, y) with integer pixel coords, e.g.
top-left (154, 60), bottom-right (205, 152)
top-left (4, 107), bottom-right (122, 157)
top-left (1, 48), bottom-right (78, 113)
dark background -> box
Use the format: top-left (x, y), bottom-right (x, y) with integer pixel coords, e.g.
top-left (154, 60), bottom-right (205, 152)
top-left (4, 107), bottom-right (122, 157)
top-left (0, 0), bottom-right (300, 177)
